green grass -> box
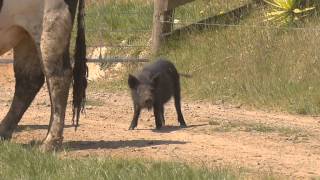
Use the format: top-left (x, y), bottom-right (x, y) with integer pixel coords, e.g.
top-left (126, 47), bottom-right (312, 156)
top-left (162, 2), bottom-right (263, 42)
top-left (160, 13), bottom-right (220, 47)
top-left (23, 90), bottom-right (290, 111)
top-left (208, 118), bottom-right (309, 138)
top-left (160, 8), bottom-right (320, 114)
top-left (85, 0), bottom-right (153, 58)
top-left (0, 142), bottom-right (262, 180)
top-left (84, 0), bottom-right (252, 58)
top-left (173, 0), bottom-right (251, 25)
top-left (88, 72), bottom-right (129, 93)
top-left (85, 1), bottom-right (320, 115)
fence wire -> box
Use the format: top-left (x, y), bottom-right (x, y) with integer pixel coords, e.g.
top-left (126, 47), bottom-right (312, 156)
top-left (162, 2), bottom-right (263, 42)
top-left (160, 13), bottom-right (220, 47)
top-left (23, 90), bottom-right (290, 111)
top-left (160, 20), bottom-right (320, 31)
top-left (1, 0), bottom-right (320, 66)
top-left (84, 0), bottom-right (153, 64)
top-left (1, 1), bottom-right (320, 115)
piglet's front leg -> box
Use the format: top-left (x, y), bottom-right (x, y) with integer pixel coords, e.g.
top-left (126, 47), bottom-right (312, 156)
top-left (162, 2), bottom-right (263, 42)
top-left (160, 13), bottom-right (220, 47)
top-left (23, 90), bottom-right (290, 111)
top-left (129, 104), bottom-right (141, 130)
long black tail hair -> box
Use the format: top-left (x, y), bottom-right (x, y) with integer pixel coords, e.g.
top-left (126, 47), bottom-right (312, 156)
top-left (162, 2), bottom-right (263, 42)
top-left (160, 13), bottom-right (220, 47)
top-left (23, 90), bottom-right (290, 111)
top-left (72, 0), bottom-right (87, 130)
top-left (0, 0), bottom-right (3, 12)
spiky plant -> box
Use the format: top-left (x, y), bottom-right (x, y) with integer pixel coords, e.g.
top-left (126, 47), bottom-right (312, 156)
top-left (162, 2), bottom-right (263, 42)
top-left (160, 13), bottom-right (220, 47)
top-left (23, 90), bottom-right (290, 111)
top-left (264, 0), bottom-right (315, 25)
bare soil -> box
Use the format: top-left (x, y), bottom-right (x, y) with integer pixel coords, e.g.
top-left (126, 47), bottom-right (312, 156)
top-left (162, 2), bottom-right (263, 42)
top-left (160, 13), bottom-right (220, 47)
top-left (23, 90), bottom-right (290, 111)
top-left (0, 64), bottom-right (320, 179)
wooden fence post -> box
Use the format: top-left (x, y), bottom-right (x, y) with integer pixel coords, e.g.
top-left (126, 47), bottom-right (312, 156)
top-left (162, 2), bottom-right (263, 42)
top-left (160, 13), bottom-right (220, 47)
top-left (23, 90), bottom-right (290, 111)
top-left (151, 0), bottom-right (195, 54)
top-left (152, 0), bottom-right (174, 54)
top-left (151, 0), bottom-right (162, 54)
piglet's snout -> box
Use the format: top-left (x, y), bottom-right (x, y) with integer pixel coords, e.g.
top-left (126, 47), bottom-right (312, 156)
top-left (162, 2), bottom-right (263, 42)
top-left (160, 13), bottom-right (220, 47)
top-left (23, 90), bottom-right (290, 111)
top-left (145, 99), bottom-right (153, 107)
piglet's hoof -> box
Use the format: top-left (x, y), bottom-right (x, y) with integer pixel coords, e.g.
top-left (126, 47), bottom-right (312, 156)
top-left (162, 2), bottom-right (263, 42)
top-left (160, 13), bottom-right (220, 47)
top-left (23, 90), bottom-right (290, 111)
top-left (161, 120), bottom-right (165, 126)
top-left (180, 124), bottom-right (187, 128)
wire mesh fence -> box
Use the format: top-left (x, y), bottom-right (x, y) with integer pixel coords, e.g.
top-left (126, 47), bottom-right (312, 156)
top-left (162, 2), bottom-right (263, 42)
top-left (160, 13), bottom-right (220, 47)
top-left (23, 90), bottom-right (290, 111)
top-left (0, 0), bottom-right (154, 64)
top-left (150, 0), bottom-right (320, 114)
top-left (1, 0), bottom-right (320, 113)
top-left (85, 0), bottom-right (154, 64)
top-left (1, 0), bottom-right (320, 67)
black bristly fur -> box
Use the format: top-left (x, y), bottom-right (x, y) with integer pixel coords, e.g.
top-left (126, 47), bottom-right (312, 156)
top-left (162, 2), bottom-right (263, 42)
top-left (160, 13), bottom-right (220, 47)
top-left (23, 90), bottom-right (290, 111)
top-left (128, 59), bottom-right (187, 130)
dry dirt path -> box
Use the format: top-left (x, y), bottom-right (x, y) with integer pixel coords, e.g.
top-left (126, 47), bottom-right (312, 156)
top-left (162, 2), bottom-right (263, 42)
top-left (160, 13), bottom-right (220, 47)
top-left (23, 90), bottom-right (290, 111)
top-left (0, 64), bottom-right (320, 179)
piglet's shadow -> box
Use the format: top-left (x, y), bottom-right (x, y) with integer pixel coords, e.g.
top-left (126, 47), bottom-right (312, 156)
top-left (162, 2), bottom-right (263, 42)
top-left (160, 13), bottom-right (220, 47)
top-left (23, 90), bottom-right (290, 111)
top-left (149, 123), bottom-right (208, 133)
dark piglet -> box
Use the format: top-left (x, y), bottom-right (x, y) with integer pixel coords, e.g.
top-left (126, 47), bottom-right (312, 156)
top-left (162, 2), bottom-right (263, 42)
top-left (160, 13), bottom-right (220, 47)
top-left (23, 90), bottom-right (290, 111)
top-left (128, 59), bottom-right (187, 130)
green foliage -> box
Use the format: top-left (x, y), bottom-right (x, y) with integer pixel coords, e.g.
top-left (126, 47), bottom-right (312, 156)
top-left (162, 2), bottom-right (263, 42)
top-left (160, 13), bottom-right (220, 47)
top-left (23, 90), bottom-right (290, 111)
top-left (159, 8), bottom-right (320, 114)
top-left (86, 1), bottom-right (320, 115)
top-left (0, 142), bottom-right (247, 180)
top-left (85, 1), bottom-right (153, 58)
top-left (208, 118), bottom-right (308, 138)
top-left (174, 0), bottom-right (251, 24)
top-left (264, 0), bottom-right (316, 25)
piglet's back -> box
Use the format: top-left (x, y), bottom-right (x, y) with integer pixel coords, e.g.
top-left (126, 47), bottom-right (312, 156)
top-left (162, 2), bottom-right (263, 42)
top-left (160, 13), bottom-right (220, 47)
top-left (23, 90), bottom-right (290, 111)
top-left (140, 59), bottom-right (178, 77)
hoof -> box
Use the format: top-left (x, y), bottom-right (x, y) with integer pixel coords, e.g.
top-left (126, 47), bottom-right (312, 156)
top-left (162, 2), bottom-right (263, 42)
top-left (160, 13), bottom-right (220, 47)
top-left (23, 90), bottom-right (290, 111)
top-left (40, 136), bottom-right (63, 152)
top-left (161, 120), bottom-right (165, 126)
top-left (180, 124), bottom-right (187, 128)
top-left (0, 132), bottom-right (12, 141)
top-left (0, 126), bottom-right (13, 140)
top-left (128, 124), bottom-right (137, 130)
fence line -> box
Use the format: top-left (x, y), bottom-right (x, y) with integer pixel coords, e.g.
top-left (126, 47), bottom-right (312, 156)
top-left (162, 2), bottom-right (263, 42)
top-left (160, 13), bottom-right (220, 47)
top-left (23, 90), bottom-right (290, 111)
top-left (0, 59), bottom-right (12, 64)
top-left (0, 58), bottom-right (150, 64)
top-left (87, 57), bottom-right (149, 63)
top-left (4, 1), bottom-right (318, 66)
top-left (85, 29), bottom-right (151, 33)
top-left (151, 0), bottom-right (253, 53)
top-left (160, 20), bottom-right (320, 31)
top-left (87, 11), bottom-right (151, 15)
top-left (88, 45), bottom-right (149, 48)
top-left (2, 23), bottom-right (319, 65)
top-left (83, 1), bottom-right (153, 64)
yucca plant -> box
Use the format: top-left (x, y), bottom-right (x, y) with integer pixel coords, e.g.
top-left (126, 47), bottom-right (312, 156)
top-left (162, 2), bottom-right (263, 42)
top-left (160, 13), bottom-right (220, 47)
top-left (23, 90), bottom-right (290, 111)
top-left (264, 0), bottom-right (315, 25)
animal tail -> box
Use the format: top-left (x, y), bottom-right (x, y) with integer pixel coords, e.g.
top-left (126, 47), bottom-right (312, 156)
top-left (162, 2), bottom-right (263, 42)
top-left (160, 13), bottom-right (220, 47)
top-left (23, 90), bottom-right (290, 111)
top-left (72, 0), bottom-right (87, 131)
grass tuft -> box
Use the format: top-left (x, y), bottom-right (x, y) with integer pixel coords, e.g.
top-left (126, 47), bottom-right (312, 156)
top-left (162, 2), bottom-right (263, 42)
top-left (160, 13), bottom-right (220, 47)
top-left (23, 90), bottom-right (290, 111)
top-left (209, 118), bottom-right (309, 139)
top-left (0, 142), bottom-right (258, 180)
top-left (85, 1), bottom-right (320, 116)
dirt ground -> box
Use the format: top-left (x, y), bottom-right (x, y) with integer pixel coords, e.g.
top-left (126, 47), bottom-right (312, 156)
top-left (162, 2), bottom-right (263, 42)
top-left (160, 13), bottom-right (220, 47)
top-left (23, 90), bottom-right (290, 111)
top-left (0, 63), bottom-right (320, 179)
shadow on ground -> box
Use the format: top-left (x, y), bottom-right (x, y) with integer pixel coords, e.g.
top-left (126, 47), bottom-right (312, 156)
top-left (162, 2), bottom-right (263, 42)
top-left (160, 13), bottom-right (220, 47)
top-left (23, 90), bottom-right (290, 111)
top-left (64, 139), bottom-right (188, 150)
top-left (149, 123), bottom-right (209, 133)
top-left (16, 124), bottom-right (74, 132)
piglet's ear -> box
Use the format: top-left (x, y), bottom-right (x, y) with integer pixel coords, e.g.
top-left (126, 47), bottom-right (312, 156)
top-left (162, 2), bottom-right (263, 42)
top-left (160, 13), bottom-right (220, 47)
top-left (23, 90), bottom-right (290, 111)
top-left (152, 73), bottom-right (160, 86)
top-left (128, 74), bottom-right (140, 89)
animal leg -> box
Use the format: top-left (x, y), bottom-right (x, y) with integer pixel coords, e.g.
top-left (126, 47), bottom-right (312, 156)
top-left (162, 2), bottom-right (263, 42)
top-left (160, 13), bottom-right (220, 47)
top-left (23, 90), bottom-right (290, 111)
top-left (0, 32), bottom-right (44, 140)
top-left (173, 78), bottom-right (187, 128)
top-left (129, 104), bottom-right (141, 130)
top-left (40, 3), bottom-right (73, 151)
top-left (159, 105), bottom-right (165, 126)
top-left (153, 103), bottom-right (162, 129)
